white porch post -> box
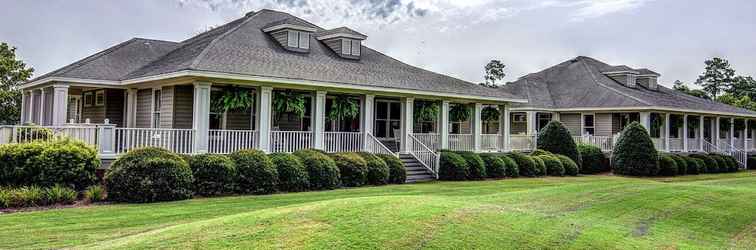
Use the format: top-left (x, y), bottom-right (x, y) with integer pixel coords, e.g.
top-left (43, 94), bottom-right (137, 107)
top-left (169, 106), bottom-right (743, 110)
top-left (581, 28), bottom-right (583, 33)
top-left (664, 113), bottom-right (670, 152)
top-left (439, 100), bottom-right (449, 150)
top-left (361, 94), bottom-right (374, 150)
top-left (400, 97), bottom-right (414, 153)
top-left (51, 84), bottom-right (69, 126)
top-left (715, 117), bottom-right (720, 146)
top-left (126, 88), bottom-right (138, 128)
top-left (640, 111), bottom-right (651, 131)
top-left (25, 90), bottom-right (33, 124)
top-left (19, 91), bottom-right (27, 124)
top-left (192, 82), bottom-right (212, 153)
top-left (499, 104), bottom-right (509, 152)
top-left (682, 114), bottom-right (688, 152)
top-left (526, 111), bottom-right (536, 135)
top-left (38, 88), bottom-right (46, 125)
top-left (730, 117), bottom-right (735, 147)
top-left (257, 87), bottom-right (273, 152)
top-left (312, 90), bottom-right (326, 150)
top-left (472, 103), bottom-right (482, 152)
top-left (742, 118), bottom-right (747, 150)
top-left (699, 116), bottom-right (705, 151)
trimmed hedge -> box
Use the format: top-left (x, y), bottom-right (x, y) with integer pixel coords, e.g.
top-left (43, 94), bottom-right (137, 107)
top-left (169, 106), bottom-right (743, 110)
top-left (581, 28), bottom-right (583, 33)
top-left (577, 144), bottom-right (609, 174)
top-left (658, 154), bottom-right (678, 176)
top-left (748, 156), bottom-right (756, 170)
top-left (721, 155), bottom-right (739, 172)
top-left (189, 154), bottom-right (237, 196)
top-left (358, 153), bottom-right (390, 185)
top-left (536, 121), bottom-right (582, 168)
top-left (500, 155), bottom-right (519, 178)
top-left (293, 149), bottom-right (340, 190)
top-left (508, 152), bottom-right (537, 177)
top-left (105, 147), bottom-right (193, 203)
top-left (668, 154), bottom-right (688, 175)
top-left (612, 122), bottom-right (659, 176)
top-left (556, 154), bottom-right (579, 176)
top-left (684, 156), bottom-right (702, 175)
top-left (439, 151), bottom-right (468, 181)
top-left (229, 149), bottom-right (278, 194)
top-left (0, 139), bottom-right (99, 190)
top-left (532, 156), bottom-right (547, 177)
top-left (270, 153), bottom-right (309, 192)
top-left (531, 149), bottom-right (552, 157)
top-left (690, 154), bottom-right (717, 173)
top-left (457, 151), bottom-right (486, 180)
top-left (538, 155), bottom-right (565, 177)
top-left (480, 154), bottom-right (506, 178)
top-left (377, 154), bottom-right (406, 184)
top-left (331, 152), bottom-right (368, 187)
top-left (708, 154), bottom-right (728, 173)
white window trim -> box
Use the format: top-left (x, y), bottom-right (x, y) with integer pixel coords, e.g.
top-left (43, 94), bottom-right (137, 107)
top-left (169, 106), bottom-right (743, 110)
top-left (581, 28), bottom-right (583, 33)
top-left (151, 88), bottom-right (161, 128)
top-left (94, 90), bottom-right (105, 106)
top-left (581, 113), bottom-right (595, 136)
top-left (512, 113), bottom-right (527, 123)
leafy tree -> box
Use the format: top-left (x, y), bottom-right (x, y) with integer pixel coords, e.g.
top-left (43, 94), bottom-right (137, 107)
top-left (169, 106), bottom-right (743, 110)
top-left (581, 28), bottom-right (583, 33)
top-left (717, 93), bottom-right (756, 110)
top-left (674, 80), bottom-right (710, 99)
top-left (480, 60), bottom-right (506, 88)
top-left (0, 42), bottom-right (34, 124)
top-left (695, 57), bottom-right (736, 98)
top-left (728, 75), bottom-right (756, 99)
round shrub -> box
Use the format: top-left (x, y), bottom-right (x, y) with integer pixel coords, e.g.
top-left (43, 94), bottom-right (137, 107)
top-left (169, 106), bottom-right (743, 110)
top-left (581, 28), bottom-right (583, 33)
top-left (530, 149), bottom-right (553, 157)
top-left (748, 156), bottom-right (756, 170)
top-left (508, 152), bottom-right (537, 177)
top-left (270, 153), bottom-right (309, 192)
top-left (556, 154), bottom-right (579, 176)
top-left (376, 154), bottom-right (405, 184)
top-left (457, 152), bottom-right (486, 180)
top-left (536, 121), bottom-right (582, 168)
top-left (668, 154), bottom-right (688, 175)
top-left (439, 151), bottom-right (468, 181)
top-left (684, 156), bottom-right (702, 175)
top-left (611, 122), bottom-right (659, 176)
top-left (293, 149), bottom-right (340, 190)
top-left (690, 154), bottom-right (717, 173)
top-left (721, 155), bottom-right (739, 172)
top-left (577, 144), bottom-right (609, 174)
top-left (658, 154), bottom-right (678, 176)
top-left (538, 155), bottom-right (565, 176)
top-left (229, 149), bottom-right (278, 194)
top-left (532, 156), bottom-right (547, 177)
top-left (500, 155), bottom-right (519, 178)
top-left (0, 139), bottom-right (99, 190)
top-left (105, 147), bottom-right (193, 203)
top-left (331, 152), bottom-right (368, 187)
top-left (480, 154), bottom-right (506, 178)
top-left (708, 154), bottom-right (728, 173)
top-left (189, 154), bottom-right (237, 196)
top-left (357, 153), bottom-right (390, 185)
top-left (692, 158), bottom-right (707, 173)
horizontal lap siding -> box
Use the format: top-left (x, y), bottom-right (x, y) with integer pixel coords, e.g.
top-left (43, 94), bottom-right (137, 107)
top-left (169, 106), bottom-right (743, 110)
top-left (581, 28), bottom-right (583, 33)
top-left (560, 113), bottom-right (581, 136)
top-left (160, 86), bottom-right (174, 128)
top-left (595, 113), bottom-right (612, 137)
top-left (173, 85), bottom-right (193, 129)
top-left (136, 89), bottom-right (152, 128)
top-left (227, 109), bottom-right (252, 130)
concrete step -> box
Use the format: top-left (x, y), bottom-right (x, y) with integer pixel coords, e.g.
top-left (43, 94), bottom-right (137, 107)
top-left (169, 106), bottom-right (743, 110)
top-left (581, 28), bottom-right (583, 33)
top-left (406, 169), bottom-right (430, 175)
top-left (406, 175), bottom-right (434, 183)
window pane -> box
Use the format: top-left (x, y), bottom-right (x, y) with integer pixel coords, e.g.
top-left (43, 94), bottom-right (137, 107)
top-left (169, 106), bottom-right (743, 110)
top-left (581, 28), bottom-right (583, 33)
top-left (375, 121), bottom-right (387, 138)
top-left (299, 32), bottom-right (309, 49)
top-left (389, 121), bottom-right (401, 137)
top-left (389, 103), bottom-right (400, 120)
top-left (342, 39), bottom-right (351, 55)
top-left (584, 128), bottom-right (594, 135)
top-left (287, 31), bottom-right (298, 47)
top-left (154, 90), bottom-right (161, 111)
top-left (153, 114), bottom-right (160, 128)
top-left (351, 40), bottom-right (360, 56)
top-left (209, 114), bottom-right (222, 130)
top-left (584, 115), bottom-right (594, 127)
top-left (376, 102), bottom-right (388, 119)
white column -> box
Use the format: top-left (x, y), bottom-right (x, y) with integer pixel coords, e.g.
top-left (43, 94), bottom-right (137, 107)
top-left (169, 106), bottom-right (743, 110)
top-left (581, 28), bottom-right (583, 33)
top-left (742, 118), bottom-right (747, 150)
top-left (51, 85), bottom-right (69, 126)
top-left (19, 91), bottom-right (27, 124)
top-left (699, 116), bottom-right (705, 151)
top-left (499, 104), bottom-right (509, 152)
top-left (257, 87), bottom-right (273, 152)
top-left (25, 90), bottom-right (34, 124)
top-left (192, 82), bottom-right (212, 153)
top-left (312, 90), bottom-right (326, 150)
top-left (126, 89), bottom-right (138, 128)
top-left (640, 111), bottom-right (651, 131)
top-left (400, 97), bottom-right (414, 153)
top-left (439, 101), bottom-right (449, 149)
top-left (361, 94), bottom-right (374, 150)
top-left (715, 117), bottom-right (720, 146)
top-left (730, 117), bottom-right (735, 147)
top-left (664, 113), bottom-right (670, 152)
top-left (38, 88), bottom-right (46, 125)
top-left (682, 114), bottom-right (688, 152)
top-left (472, 103), bottom-right (483, 152)
top-left (526, 111), bottom-right (536, 135)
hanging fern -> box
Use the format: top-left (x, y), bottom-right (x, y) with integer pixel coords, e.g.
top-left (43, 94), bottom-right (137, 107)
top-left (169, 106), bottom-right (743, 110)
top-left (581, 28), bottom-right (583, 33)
top-left (669, 114), bottom-right (684, 131)
top-left (449, 104), bottom-right (471, 122)
top-left (414, 101), bottom-right (439, 121)
top-left (687, 116), bottom-right (700, 130)
top-left (734, 119), bottom-right (746, 131)
top-left (481, 106), bottom-right (500, 122)
top-left (720, 118), bottom-right (732, 131)
top-left (328, 96), bottom-right (359, 121)
top-left (212, 87), bottom-right (254, 113)
top-left (273, 90), bottom-right (306, 121)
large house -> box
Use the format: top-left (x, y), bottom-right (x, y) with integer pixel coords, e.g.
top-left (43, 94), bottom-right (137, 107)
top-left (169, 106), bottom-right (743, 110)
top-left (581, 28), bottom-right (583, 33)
top-left (8, 9), bottom-right (755, 177)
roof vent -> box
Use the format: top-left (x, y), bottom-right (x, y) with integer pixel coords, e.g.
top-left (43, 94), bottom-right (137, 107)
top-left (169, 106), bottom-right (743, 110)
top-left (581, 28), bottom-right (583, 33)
top-left (316, 27), bottom-right (367, 59)
top-left (262, 18), bottom-right (317, 53)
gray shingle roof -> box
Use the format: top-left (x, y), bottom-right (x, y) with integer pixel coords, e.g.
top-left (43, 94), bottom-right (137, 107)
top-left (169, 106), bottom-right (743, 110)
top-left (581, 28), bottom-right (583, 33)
top-left (316, 27), bottom-right (367, 39)
top-left (500, 56), bottom-right (756, 116)
top-left (32, 9), bottom-right (519, 101)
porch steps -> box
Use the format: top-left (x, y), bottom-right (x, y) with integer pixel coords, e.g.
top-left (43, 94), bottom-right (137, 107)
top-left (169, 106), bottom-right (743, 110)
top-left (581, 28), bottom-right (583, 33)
top-left (399, 153), bottom-right (435, 183)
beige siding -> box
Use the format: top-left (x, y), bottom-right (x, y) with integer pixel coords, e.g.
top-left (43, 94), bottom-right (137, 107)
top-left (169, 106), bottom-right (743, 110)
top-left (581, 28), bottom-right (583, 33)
top-left (173, 85), bottom-right (193, 129)
top-left (159, 86), bottom-right (174, 128)
top-left (324, 39), bottom-right (343, 55)
top-left (560, 113), bottom-right (581, 136)
top-left (136, 89), bottom-right (152, 128)
top-left (595, 113), bottom-right (612, 136)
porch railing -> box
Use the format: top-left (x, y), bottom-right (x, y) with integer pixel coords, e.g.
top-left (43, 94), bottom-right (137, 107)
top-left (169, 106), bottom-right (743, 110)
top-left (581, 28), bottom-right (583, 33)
top-left (449, 134), bottom-right (474, 151)
top-left (414, 133), bottom-right (440, 151)
top-left (0, 125), bottom-right (99, 145)
top-left (480, 134), bottom-right (501, 152)
top-left (269, 131), bottom-right (313, 153)
top-left (365, 132), bottom-right (397, 156)
top-left (716, 141), bottom-right (747, 169)
top-left (687, 138), bottom-right (701, 152)
top-left (573, 135), bottom-right (614, 152)
top-left (114, 128), bottom-right (195, 155)
top-left (408, 134), bottom-right (439, 177)
top-left (651, 138), bottom-right (665, 151)
top-left (668, 138), bottom-right (683, 152)
top-left (747, 139), bottom-right (753, 151)
top-left (324, 132), bottom-right (363, 153)
top-left (510, 134), bottom-right (536, 151)
top-left (208, 129), bottom-right (259, 154)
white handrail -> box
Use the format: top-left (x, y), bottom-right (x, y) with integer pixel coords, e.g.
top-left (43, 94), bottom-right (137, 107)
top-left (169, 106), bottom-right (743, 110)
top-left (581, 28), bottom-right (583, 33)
top-left (114, 128), bottom-right (195, 155)
top-left (414, 133), bottom-right (440, 151)
top-left (270, 131), bottom-right (313, 153)
top-left (408, 134), bottom-right (439, 177)
top-left (324, 132), bottom-right (363, 153)
top-left (364, 132), bottom-right (396, 157)
top-left (208, 129), bottom-right (259, 154)
top-left (480, 134), bottom-right (501, 152)
top-left (0, 125), bottom-right (99, 145)
top-left (716, 141), bottom-right (747, 169)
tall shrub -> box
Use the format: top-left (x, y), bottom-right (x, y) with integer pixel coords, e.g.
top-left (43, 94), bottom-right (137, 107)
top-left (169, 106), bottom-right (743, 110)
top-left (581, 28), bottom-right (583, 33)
top-left (105, 147), bottom-right (193, 203)
top-left (0, 139), bottom-right (98, 190)
top-left (293, 149), bottom-right (340, 189)
top-left (536, 121), bottom-right (582, 167)
top-left (611, 122), bottom-right (659, 176)
top-left (358, 153), bottom-right (390, 185)
top-left (331, 152), bottom-right (368, 187)
top-left (229, 149), bottom-right (278, 194)
top-left (270, 153), bottom-right (309, 192)
top-left (439, 151), bottom-right (468, 181)
top-left (189, 154), bottom-right (237, 196)
top-left (577, 144), bottom-right (609, 174)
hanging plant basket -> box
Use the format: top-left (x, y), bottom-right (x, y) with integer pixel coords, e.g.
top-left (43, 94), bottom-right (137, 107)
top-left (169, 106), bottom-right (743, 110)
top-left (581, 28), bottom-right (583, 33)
top-left (449, 104), bottom-right (471, 122)
top-left (734, 119), bottom-right (746, 131)
top-left (328, 96), bottom-right (359, 121)
top-left (414, 101), bottom-right (439, 122)
top-left (211, 86), bottom-right (254, 113)
top-left (481, 106), bottom-right (500, 122)
top-left (273, 90), bottom-right (306, 121)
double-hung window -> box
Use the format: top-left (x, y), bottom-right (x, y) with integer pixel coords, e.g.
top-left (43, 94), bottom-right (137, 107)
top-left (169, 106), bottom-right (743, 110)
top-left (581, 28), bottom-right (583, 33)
top-left (583, 114), bottom-right (595, 135)
top-left (341, 39), bottom-right (361, 56)
top-left (152, 89), bottom-right (161, 128)
top-left (95, 90), bottom-right (105, 106)
top-left (287, 30), bottom-right (310, 49)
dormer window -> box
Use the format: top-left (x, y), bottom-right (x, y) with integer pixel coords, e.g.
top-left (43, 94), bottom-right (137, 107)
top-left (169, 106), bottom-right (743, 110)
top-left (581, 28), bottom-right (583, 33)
top-left (341, 39), bottom-right (360, 56)
top-left (317, 27), bottom-right (367, 60)
top-left (287, 30), bottom-right (310, 50)
top-left (262, 18), bottom-right (316, 53)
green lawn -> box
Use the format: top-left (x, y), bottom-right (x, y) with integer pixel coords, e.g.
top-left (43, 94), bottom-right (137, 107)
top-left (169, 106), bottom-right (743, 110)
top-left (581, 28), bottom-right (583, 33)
top-left (2, 172), bottom-right (755, 249)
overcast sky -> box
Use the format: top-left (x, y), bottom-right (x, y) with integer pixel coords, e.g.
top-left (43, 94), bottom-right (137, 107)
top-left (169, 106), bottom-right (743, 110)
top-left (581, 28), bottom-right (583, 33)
top-left (2, 0), bottom-right (755, 87)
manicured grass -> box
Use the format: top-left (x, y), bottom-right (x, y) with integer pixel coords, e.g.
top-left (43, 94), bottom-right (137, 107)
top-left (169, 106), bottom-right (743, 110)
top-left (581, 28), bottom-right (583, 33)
top-left (1, 172), bottom-right (755, 249)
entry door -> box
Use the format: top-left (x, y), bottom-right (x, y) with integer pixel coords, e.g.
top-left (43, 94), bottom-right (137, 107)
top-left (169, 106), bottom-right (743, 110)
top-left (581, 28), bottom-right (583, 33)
top-left (374, 100), bottom-right (401, 139)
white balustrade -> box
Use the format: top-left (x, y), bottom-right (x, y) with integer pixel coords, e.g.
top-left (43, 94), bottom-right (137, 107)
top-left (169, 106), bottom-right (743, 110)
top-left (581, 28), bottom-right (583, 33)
top-left (510, 134), bottom-right (536, 151)
top-left (270, 131), bottom-right (313, 153)
top-left (365, 133), bottom-right (396, 156)
top-left (449, 134), bottom-right (474, 151)
top-left (414, 133), bottom-right (440, 151)
top-left (324, 132), bottom-right (363, 153)
top-left (687, 138), bottom-right (700, 152)
top-left (573, 135), bottom-right (614, 152)
top-left (208, 130), bottom-right (259, 154)
top-left (114, 128), bottom-right (195, 155)
top-left (480, 134), bottom-right (501, 152)
top-left (651, 138), bottom-right (665, 151)
top-left (408, 134), bottom-right (439, 176)
top-left (746, 139), bottom-right (753, 151)
top-left (0, 125), bottom-right (98, 145)
top-left (668, 138), bottom-right (683, 152)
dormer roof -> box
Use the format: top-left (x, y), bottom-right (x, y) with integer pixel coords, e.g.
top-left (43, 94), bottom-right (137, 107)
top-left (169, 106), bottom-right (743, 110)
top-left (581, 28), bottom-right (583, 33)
top-left (262, 17), bottom-right (317, 32)
top-left (316, 27), bottom-right (367, 40)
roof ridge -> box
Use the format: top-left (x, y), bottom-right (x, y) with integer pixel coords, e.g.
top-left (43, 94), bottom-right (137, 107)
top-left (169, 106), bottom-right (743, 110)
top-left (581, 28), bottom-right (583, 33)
top-left (189, 11), bottom-right (262, 70)
top-left (32, 38), bottom-right (143, 81)
top-left (578, 59), bottom-right (652, 106)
